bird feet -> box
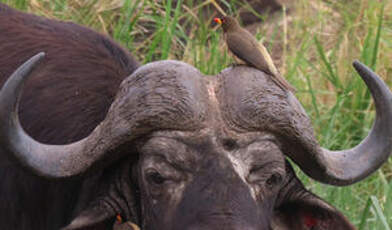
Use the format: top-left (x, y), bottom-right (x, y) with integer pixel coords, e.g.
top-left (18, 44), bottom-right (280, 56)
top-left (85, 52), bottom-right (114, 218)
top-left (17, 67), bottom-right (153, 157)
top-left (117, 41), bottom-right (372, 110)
top-left (229, 63), bottom-right (247, 68)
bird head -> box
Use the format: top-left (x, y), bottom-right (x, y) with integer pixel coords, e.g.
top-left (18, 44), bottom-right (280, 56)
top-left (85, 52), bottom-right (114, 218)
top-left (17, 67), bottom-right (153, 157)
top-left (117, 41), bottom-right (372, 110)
top-left (214, 16), bottom-right (239, 32)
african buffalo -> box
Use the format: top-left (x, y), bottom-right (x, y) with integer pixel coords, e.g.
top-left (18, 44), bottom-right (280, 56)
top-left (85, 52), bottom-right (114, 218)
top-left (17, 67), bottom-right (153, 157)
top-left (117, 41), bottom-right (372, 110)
top-left (1, 3), bottom-right (391, 230)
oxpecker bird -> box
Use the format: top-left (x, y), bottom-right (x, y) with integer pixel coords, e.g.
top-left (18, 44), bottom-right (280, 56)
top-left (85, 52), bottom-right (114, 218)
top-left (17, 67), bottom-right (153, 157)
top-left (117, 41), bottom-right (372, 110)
top-left (214, 16), bottom-right (296, 93)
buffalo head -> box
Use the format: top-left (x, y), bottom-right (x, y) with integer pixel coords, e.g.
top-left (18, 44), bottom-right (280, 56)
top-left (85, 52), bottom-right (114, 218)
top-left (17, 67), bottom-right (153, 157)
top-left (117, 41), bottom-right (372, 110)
top-left (1, 53), bottom-right (391, 229)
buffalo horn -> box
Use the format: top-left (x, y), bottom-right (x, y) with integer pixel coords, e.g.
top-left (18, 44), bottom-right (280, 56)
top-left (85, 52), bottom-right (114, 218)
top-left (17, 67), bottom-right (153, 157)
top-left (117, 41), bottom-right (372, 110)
top-left (297, 61), bottom-right (392, 185)
top-left (0, 53), bottom-right (116, 178)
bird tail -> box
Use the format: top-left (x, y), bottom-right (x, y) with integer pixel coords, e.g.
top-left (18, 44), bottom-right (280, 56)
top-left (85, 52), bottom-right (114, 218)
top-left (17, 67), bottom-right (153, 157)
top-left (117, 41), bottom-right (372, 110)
top-left (271, 73), bottom-right (297, 93)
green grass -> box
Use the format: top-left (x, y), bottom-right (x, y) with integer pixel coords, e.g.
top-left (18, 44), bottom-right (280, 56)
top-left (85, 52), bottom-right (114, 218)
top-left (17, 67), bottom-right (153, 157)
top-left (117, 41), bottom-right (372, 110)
top-left (1, 0), bottom-right (392, 228)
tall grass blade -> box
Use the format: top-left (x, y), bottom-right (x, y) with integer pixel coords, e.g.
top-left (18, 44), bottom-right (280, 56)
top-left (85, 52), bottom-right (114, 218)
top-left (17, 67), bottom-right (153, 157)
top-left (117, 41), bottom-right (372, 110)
top-left (370, 3), bottom-right (384, 69)
top-left (358, 197), bottom-right (372, 230)
top-left (314, 36), bottom-right (342, 89)
top-left (371, 196), bottom-right (391, 230)
top-left (385, 181), bottom-right (392, 226)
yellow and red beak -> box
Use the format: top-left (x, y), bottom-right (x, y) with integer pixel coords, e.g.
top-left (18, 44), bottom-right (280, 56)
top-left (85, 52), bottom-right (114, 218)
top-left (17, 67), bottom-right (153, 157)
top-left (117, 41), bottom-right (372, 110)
top-left (214, 17), bottom-right (222, 25)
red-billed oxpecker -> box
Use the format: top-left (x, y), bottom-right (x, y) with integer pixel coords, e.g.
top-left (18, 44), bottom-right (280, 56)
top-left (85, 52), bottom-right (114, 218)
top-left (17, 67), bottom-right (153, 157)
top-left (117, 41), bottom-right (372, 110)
top-left (214, 16), bottom-right (296, 93)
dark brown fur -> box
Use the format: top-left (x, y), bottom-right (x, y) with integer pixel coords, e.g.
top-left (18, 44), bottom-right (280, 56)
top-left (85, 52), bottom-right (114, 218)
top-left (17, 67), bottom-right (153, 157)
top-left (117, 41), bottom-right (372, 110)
top-left (0, 3), bottom-right (139, 144)
top-left (0, 3), bottom-right (139, 230)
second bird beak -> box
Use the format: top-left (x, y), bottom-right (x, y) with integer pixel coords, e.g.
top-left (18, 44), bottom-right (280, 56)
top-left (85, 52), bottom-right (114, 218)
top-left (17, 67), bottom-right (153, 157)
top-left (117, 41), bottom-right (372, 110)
top-left (214, 17), bottom-right (222, 24)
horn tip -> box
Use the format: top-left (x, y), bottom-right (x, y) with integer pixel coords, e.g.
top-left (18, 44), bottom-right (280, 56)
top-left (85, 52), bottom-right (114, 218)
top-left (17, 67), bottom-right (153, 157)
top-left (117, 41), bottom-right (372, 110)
top-left (352, 60), bottom-right (364, 72)
top-left (33, 52), bottom-right (46, 62)
top-left (352, 60), bottom-right (375, 82)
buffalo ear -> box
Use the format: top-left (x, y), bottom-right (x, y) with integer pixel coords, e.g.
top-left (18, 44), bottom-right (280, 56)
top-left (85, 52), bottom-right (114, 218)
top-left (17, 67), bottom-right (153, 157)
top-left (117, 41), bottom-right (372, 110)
top-left (62, 208), bottom-right (138, 230)
top-left (272, 195), bottom-right (356, 230)
top-left (62, 158), bottom-right (140, 230)
top-left (60, 206), bottom-right (114, 230)
top-left (271, 162), bottom-right (356, 230)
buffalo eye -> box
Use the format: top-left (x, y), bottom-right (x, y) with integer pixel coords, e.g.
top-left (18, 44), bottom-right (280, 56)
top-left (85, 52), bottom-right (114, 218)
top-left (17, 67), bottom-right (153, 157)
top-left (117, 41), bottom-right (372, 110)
top-left (266, 173), bottom-right (283, 189)
top-left (146, 171), bottom-right (166, 185)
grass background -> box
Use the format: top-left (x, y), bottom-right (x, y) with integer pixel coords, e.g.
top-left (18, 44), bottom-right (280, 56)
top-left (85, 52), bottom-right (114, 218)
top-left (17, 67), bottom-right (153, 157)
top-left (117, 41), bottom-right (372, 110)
top-left (0, 0), bottom-right (391, 228)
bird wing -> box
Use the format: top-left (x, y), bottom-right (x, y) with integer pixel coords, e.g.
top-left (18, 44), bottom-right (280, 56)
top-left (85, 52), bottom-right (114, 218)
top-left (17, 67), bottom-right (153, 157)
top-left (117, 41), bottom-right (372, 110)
top-left (226, 31), bottom-right (296, 92)
top-left (226, 31), bottom-right (274, 75)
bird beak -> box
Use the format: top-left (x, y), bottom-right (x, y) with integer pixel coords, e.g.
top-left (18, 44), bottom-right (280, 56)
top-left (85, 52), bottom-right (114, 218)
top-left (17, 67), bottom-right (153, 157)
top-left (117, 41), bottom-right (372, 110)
top-left (214, 17), bottom-right (222, 25)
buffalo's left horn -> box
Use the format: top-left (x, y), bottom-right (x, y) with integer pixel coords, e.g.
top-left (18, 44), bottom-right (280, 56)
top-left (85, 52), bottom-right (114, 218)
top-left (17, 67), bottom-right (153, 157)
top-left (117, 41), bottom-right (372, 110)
top-left (0, 55), bottom-right (204, 178)
top-left (0, 53), bottom-right (114, 178)
top-left (291, 61), bottom-right (392, 185)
